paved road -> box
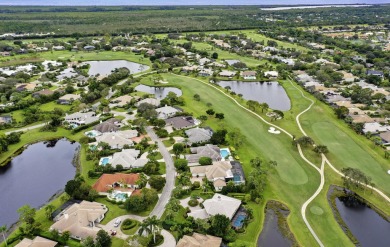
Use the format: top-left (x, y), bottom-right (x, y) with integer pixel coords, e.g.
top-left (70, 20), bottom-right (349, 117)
top-left (5, 123), bottom-right (46, 135)
top-left (146, 126), bottom-right (176, 219)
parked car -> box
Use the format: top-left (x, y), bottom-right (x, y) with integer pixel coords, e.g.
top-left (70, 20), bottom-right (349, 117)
top-left (114, 219), bottom-right (121, 227)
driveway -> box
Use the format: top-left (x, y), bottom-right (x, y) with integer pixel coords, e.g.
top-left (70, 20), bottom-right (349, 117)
top-left (146, 126), bottom-right (176, 219)
top-left (100, 215), bottom-right (146, 240)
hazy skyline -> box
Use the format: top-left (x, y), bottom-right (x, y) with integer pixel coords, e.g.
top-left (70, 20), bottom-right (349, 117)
top-left (1, 0), bottom-right (389, 6)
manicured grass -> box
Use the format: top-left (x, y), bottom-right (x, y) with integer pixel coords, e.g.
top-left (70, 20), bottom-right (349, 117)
top-left (111, 237), bottom-right (128, 247)
top-left (95, 198), bottom-right (129, 225)
top-left (39, 101), bottom-right (73, 112)
top-left (139, 73), bottom-right (323, 246)
top-left (171, 40), bottom-right (270, 68)
top-left (0, 50), bottom-right (152, 68)
top-left (281, 80), bottom-right (390, 196)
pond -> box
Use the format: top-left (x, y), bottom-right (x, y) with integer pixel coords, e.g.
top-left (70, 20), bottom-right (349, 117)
top-left (217, 81), bottom-right (291, 111)
top-left (258, 203), bottom-right (294, 247)
top-left (0, 139), bottom-right (79, 229)
top-left (82, 60), bottom-right (149, 76)
top-left (335, 196), bottom-right (390, 246)
top-left (134, 84), bottom-right (182, 99)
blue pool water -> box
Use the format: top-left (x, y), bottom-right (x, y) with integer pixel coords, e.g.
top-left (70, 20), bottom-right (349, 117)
top-left (233, 214), bottom-right (246, 228)
top-left (220, 149), bottom-right (230, 158)
top-left (114, 192), bottom-right (128, 201)
top-left (233, 175), bottom-right (241, 182)
top-left (101, 158), bottom-right (110, 165)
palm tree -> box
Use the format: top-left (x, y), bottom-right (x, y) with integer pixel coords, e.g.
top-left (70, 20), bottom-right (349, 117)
top-left (139, 216), bottom-right (161, 244)
top-left (0, 225), bottom-right (7, 247)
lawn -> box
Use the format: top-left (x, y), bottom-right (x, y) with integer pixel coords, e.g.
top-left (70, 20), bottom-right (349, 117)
top-left (285, 81), bottom-right (390, 196)
top-left (139, 73), bottom-right (327, 246)
top-left (0, 50), bottom-right (152, 68)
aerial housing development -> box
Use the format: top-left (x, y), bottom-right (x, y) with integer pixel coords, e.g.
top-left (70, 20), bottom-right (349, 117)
top-left (0, 2), bottom-right (389, 247)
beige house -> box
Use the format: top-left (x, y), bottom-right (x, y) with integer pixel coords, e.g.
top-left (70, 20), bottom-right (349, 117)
top-left (94, 130), bottom-right (138, 149)
top-left (15, 236), bottom-right (57, 247)
top-left (176, 233), bottom-right (222, 247)
top-left (50, 201), bottom-right (108, 240)
top-left (57, 94), bottom-right (81, 104)
top-left (188, 194), bottom-right (241, 220)
top-left (190, 161), bottom-right (233, 191)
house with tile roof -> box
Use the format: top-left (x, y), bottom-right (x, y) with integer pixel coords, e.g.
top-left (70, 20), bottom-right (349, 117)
top-left (156, 105), bottom-right (181, 119)
top-left (94, 130), bottom-right (137, 149)
top-left (185, 127), bottom-right (213, 144)
top-left (190, 161), bottom-right (233, 191)
top-left (50, 201), bottom-right (108, 240)
top-left (92, 173), bottom-right (140, 193)
top-left (186, 144), bottom-right (221, 164)
top-left (188, 194), bottom-right (241, 220)
top-left (15, 236), bottom-right (57, 247)
top-left (94, 118), bottom-right (121, 133)
top-left (176, 233), bottom-right (222, 247)
top-left (101, 149), bottom-right (148, 169)
top-left (64, 111), bottom-right (99, 126)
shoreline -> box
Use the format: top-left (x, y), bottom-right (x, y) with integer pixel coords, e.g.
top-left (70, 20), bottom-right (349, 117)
top-left (327, 185), bottom-right (390, 245)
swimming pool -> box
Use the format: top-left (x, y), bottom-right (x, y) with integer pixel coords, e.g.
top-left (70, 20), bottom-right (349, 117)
top-left (232, 214), bottom-right (246, 228)
top-left (233, 175), bottom-right (241, 182)
top-left (101, 157), bottom-right (110, 166)
top-left (111, 191), bottom-right (129, 201)
top-left (85, 130), bottom-right (100, 138)
top-left (220, 148), bottom-right (231, 158)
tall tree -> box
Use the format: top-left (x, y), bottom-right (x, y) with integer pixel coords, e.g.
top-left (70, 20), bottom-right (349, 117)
top-left (95, 229), bottom-right (111, 247)
top-left (139, 216), bottom-right (161, 244)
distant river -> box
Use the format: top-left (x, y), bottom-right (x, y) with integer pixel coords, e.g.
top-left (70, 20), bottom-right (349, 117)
top-left (2, 1), bottom-right (384, 6)
top-left (0, 139), bottom-right (78, 229)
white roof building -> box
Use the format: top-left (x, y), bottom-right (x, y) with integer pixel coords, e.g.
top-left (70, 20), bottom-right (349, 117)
top-left (219, 70), bottom-right (236, 77)
top-left (64, 112), bottom-right (99, 126)
top-left (185, 127), bottom-right (213, 144)
top-left (156, 105), bottom-right (181, 119)
top-left (95, 130), bottom-right (138, 149)
top-left (136, 98), bottom-right (161, 107)
top-left (363, 122), bottom-right (390, 134)
top-left (188, 194), bottom-right (241, 220)
top-left (264, 71), bottom-right (279, 78)
top-left (110, 149), bottom-right (148, 168)
top-left (50, 201), bottom-right (108, 240)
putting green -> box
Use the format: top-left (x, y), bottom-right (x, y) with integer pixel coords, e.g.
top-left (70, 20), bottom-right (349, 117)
top-left (310, 206), bottom-right (324, 215)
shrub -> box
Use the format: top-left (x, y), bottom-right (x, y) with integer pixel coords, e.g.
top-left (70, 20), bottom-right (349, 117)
top-left (188, 199), bottom-right (199, 207)
top-left (121, 219), bottom-right (137, 230)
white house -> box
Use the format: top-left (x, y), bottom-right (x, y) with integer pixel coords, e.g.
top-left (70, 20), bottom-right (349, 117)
top-left (50, 201), bottom-right (108, 240)
top-left (188, 194), bottom-right (241, 220)
top-left (156, 105), bottom-right (181, 119)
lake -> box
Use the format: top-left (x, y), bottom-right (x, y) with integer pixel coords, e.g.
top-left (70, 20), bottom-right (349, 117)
top-left (134, 84), bottom-right (182, 99)
top-left (335, 196), bottom-right (390, 246)
top-left (257, 207), bottom-right (292, 247)
top-left (0, 139), bottom-right (79, 229)
top-left (82, 60), bottom-right (149, 76)
top-left (217, 81), bottom-right (291, 111)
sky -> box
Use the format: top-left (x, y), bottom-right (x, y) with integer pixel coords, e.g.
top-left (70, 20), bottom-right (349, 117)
top-left (1, 0), bottom-right (389, 6)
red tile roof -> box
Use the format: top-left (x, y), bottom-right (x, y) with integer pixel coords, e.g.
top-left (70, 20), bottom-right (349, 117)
top-left (92, 173), bottom-right (139, 192)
